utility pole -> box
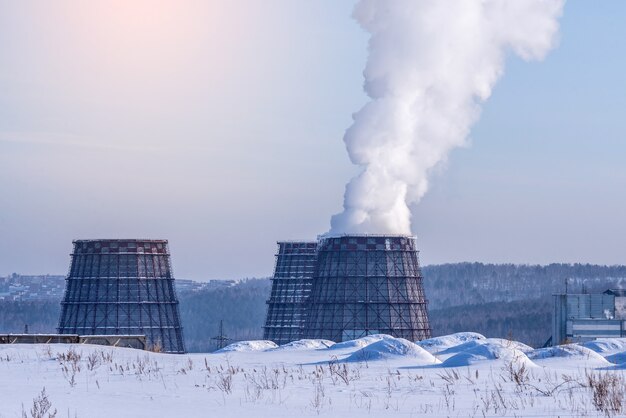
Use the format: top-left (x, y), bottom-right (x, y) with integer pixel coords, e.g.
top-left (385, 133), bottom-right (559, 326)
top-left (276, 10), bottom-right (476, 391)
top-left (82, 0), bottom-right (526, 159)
top-left (211, 320), bottom-right (231, 350)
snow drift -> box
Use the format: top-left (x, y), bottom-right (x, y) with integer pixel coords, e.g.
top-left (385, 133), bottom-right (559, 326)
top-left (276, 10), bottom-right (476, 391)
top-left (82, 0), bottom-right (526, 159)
top-left (328, 334), bottom-right (393, 351)
top-left (416, 332), bottom-right (486, 353)
top-left (438, 338), bottom-right (532, 356)
top-left (216, 340), bottom-right (278, 353)
top-left (528, 344), bottom-right (610, 366)
top-left (583, 338), bottom-right (626, 354)
top-left (275, 339), bottom-right (335, 350)
top-left (441, 341), bottom-right (534, 368)
top-left (343, 337), bottom-right (441, 364)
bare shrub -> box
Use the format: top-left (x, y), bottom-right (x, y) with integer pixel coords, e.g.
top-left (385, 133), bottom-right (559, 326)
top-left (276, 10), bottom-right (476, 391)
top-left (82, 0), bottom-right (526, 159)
top-left (216, 371), bottom-right (233, 394)
top-left (504, 361), bottom-right (583, 398)
top-left (586, 371), bottom-right (625, 417)
top-left (57, 348), bottom-right (81, 387)
top-left (99, 350), bottom-right (114, 364)
top-left (56, 348), bottom-right (81, 364)
top-left (86, 351), bottom-right (100, 371)
top-left (133, 355), bottom-right (161, 379)
top-left (328, 357), bottom-right (357, 386)
top-left (22, 388), bottom-right (57, 418)
top-left (385, 374), bottom-right (400, 411)
top-left (42, 346), bottom-right (53, 360)
top-left (437, 368), bottom-right (460, 385)
top-left (310, 373), bottom-right (325, 413)
top-left (178, 357), bottom-right (194, 375)
top-left (504, 358), bottom-right (529, 390)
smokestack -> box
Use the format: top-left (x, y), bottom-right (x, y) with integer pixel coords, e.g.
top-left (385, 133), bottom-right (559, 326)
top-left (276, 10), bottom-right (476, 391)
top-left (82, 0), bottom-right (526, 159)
top-left (57, 239), bottom-right (186, 353)
top-left (264, 241), bottom-right (318, 345)
top-left (304, 235), bottom-right (430, 342)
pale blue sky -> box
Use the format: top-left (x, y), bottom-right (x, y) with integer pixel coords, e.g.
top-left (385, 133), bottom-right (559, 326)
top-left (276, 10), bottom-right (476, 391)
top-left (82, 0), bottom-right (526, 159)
top-left (1, 1), bottom-right (625, 279)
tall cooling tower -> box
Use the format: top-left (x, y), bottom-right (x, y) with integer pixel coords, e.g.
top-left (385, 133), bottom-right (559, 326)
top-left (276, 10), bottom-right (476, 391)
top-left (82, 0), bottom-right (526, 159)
top-left (58, 239), bottom-right (186, 353)
top-left (263, 241), bottom-right (317, 345)
top-left (304, 235), bottom-right (431, 342)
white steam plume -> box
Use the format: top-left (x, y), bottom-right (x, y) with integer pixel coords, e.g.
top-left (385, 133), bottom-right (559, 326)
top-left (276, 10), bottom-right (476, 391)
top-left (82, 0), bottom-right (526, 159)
top-left (329, 0), bottom-right (564, 236)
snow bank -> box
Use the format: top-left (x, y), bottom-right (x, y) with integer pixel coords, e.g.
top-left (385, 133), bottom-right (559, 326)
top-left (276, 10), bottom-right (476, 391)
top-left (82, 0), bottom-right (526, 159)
top-left (582, 338), bottom-right (626, 354)
top-left (441, 342), bottom-right (533, 367)
top-left (438, 338), bottom-right (532, 355)
top-left (328, 334), bottom-right (393, 350)
top-left (603, 361), bottom-right (626, 370)
top-left (528, 344), bottom-right (609, 365)
top-left (416, 332), bottom-right (485, 353)
top-left (8, 332), bottom-right (626, 418)
top-left (578, 339), bottom-right (626, 365)
top-left (275, 339), bottom-right (335, 350)
top-left (215, 340), bottom-right (278, 353)
top-left (344, 337), bottom-right (441, 365)
top-left (605, 352), bottom-right (626, 364)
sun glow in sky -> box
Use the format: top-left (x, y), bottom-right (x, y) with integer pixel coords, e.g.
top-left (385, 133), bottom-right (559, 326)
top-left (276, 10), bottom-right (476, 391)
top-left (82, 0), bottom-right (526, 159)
top-left (1, 1), bottom-right (626, 279)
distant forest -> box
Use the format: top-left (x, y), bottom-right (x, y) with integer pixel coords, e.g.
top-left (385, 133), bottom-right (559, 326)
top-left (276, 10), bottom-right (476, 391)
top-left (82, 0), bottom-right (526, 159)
top-left (2, 263), bottom-right (626, 351)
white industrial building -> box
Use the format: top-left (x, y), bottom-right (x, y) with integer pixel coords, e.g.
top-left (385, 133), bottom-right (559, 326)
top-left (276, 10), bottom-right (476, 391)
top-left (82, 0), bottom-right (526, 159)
top-left (552, 289), bottom-right (626, 345)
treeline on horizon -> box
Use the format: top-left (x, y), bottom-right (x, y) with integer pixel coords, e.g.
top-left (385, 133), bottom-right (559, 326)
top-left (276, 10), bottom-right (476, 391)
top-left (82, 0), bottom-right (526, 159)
top-left (2, 262), bottom-right (626, 352)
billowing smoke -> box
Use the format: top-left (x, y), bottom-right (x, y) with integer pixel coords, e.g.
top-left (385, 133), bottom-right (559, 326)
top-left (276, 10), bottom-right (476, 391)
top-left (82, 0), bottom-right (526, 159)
top-left (329, 0), bottom-right (564, 236)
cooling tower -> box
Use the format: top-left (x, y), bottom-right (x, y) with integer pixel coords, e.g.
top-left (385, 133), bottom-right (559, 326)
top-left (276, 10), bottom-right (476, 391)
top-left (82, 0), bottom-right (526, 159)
top-left (57, 239), bottom-right (186, 353)
top-left (263, 241), bottom-right (317, 345)
top-left (304, 235), bottom-right (431, 342)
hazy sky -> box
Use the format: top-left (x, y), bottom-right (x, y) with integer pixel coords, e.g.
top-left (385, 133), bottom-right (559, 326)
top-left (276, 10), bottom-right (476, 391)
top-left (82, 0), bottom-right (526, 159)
top-left (1, 1), bottom-right (626, 280)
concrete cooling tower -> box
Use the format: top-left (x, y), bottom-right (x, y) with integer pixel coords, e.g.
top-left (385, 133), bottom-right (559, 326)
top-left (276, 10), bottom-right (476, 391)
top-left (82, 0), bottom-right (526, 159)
top-left (57, 239), bottom-right (186, 353)
top-left (304, 235), bottom-right (431, 342)
top-left (263, 241), bottom-right (318, 345)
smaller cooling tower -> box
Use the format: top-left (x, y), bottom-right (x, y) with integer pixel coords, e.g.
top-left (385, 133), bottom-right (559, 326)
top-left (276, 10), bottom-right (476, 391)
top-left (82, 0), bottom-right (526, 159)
top-left (57, 239), bottom-right (186, 353)
top-left (304, 235), bottom-right (431, 342)
top-left (263, 241), bottom-right (317, 345)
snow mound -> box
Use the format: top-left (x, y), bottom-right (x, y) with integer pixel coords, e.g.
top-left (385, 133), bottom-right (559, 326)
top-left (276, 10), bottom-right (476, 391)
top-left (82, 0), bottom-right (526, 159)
top-left (329, 334), bottom-right (393, 350)
top-left (344, 337), bottom-right (441, 365)
top-left (605, 352), bottom-right (626, 364)
top-left (416, 332), bottom-right (486, 353)
top-left (441, 342), bottom-right (532, 367)
top-left (603, 361), bottom-right (626, 370)
top-left (275, 339), bottom-right (335, 350)
top-left (528, 344), bottom-right (609, 364)
top-left (215, 340), bottom-right (278, 353)
top-left (582, 338), bottom-right (626, 354)
top-left (439, 338), bottom-right (532, 355)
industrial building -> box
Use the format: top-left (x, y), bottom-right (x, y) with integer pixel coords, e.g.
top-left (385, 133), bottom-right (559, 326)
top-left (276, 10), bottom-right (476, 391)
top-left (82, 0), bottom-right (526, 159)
top-left (57, 239), bottom-right (186, 353)
top-left (552, 289), bottom-right (626, 345)
top-left (0, 334), bottom-right (146, 350)
top-left (302, 235), bottom-right (431, 342)
top-left (263, 241), bottom-right (317, 345)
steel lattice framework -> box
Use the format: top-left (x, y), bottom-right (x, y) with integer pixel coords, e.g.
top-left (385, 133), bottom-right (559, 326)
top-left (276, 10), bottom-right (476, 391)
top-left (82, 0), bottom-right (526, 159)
top-left (304, 235), bottom-right (431, 342)
top-left (57, 239), bottom-right (186, 353)
top-left (263, 242), bottom-right (317, 345)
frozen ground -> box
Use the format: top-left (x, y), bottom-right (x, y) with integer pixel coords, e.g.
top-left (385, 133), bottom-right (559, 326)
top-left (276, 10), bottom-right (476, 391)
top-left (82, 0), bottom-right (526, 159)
top-left (3, 332), bottom-right (626, 417)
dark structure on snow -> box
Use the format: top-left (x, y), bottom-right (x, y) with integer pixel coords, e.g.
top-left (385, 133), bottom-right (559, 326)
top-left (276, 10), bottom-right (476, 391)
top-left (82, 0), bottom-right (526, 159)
top-left (58, 239), bottom-right (186, 353)
top-left (263, 241), bottom-right (317, 345)
top-left (552, 289), bottom-right (626, 346)
top-left (304, 235), bottom-right (431, 342)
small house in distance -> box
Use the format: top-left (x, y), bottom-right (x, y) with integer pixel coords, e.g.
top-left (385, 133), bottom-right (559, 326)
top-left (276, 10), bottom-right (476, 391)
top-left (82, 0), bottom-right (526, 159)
top-left (552, 289), bottom-right (626, 345)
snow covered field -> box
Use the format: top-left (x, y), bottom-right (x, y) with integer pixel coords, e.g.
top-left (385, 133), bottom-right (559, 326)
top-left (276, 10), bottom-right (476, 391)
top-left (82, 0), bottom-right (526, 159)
top-left (3, 333), bottom-right (626, 417)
